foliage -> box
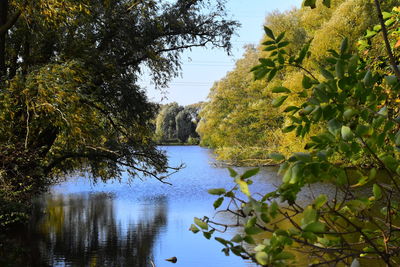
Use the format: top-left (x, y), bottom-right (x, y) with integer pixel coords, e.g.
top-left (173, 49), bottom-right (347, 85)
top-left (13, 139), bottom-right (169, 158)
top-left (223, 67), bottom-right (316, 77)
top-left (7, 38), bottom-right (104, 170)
top-left (155, 102), bottom-right (201, 144)
top-left (198, 0), bottom-right (386, 164)
top-left (196, 2), bottom-right (400, 266)
top-left (0, 0), bottom-right (238, 227)
top-left (197, 46), bottom-right (284, 164)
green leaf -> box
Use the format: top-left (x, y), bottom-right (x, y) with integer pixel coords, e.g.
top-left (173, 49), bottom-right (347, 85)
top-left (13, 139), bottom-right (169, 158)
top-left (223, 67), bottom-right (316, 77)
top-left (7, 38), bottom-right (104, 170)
top-left (228, 168), bottom-right (238, 177)
top-left (284, 106), bottom-right (299, 112)
top-left (261, 213), bottom-right (270, 223)
top-left (303, 0), bottom-right (317, 9)
top-left (264, 26), bottom-right (275, 40)
top-left (385, 75), bottom-right (398, 86)
top-left (267, 68), bottom-right (278, 81)
top-left (215, 237), bottom-right (229, 246)
top-left (369, 168), bottom-right (377, 180)
top-left (340, 38), bottom-right (348, 54)
top-left (320, 68), bottom-right (334, 80)
top-left (268, 152), bottom-right (285, 161)
top-left (282, 125), bottom-right (296, 133)
top-left (262, 40), bottom-right (275, 45)
top-left (328, 119), bottom-right (342, 135)
top-left (275, 32), bottom-right (286, 43)
top-left (255, 251), bottom-right (269, 265)
top-left (203, 231), bottom-right (212, 239)
top-left (365, 30), bottom-right (377, 38)
top-left (303, 221), bottom-right (325, 233)
top-left (245, 226), bottom-right (264, 235)
top-left (269, 201), bottom-right (279, 218)
top-left (278, 41), bottom-right (289, 48)
top-left (348, 55), bottom-right (359, 74)
top-left (189, 224), bottom-right (200, 233)
top-left (378, 106), bottom-right (388, 117)
top-left (335, 59), bottom-right (345, 79)
top-left (363, 70), bottom-right (373, 87)
top-left (385, 18), bottom-right (395, 26)
top-left (302, 75), bottom-right (313, 89)
top-left (275, 251), bottom-right (295, 260)
top-left (272, 86), bottom-right (291, 93)
top-left (253, 67), bottom-right (269, 80)
top-left (235, 178), bottom-right (250, 196)
top-left (278, 53), bottom-right (285, 64)
top-left (302, 206), bottom-right (317, 225)
top-left (259, 58), bottom-right (275, 67)
top-left (341, 126), bottom-right (354, 141)
top-left (322, 0), bottom-right (331, 8)
top-left (272, 95), bottom-right (288, 107)
top-left (356, 125), bottom-right (371, 137)
top-left (373, 25), bottom-right (382, 31)
top-left (294, 152), bottom-right (311, 162)
top-left (231, 234), bottom-right (243, 243)
top-left (194, 217), bottom-right (208, 230)
top-left (208, 188), bottom-right (226, 195)
top-left (242, 168), bottom-right (260, 179)
top-left (296, 42), bottom-right (311, 64)
top-left (343, 109), bottom-right (356, 120)
top-left (351, 176), bottom-right (369, 188)
top-left (263, 45), bottom-right (277, 51)
top-left (373, 184), bottom-right (382, 200)
top-left (395, 130), bottom-right (400, 146)
top-left (213, 197), bottom-right (224, 209)
top-left (382, 12), bottom-right (392, 19)
top-left (314, 194), bottom-right (328, 209)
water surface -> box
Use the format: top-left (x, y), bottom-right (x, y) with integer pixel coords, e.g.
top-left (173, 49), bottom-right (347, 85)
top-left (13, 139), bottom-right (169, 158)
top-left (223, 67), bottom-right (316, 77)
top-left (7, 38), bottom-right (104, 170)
top-left (2, 146), bottom-right (282, 267)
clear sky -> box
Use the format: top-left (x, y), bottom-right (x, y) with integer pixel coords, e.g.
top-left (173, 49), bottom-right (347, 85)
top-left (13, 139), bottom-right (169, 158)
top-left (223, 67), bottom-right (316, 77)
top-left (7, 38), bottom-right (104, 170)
top-left (143, 0), bottom-right (302, 106)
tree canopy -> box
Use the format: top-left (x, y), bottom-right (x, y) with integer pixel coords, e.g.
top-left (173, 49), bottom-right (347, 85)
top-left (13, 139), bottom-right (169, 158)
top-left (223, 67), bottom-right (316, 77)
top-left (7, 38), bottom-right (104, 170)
top-left (155, 102), bottom-right (201, 144)
top-left (0, 0), bottom-right (238, 227)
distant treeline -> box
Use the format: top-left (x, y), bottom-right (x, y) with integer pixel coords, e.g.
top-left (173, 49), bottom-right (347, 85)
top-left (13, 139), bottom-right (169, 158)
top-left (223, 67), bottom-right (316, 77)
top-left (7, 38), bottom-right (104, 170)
top-left (154, 102), bottom-right (203, 144)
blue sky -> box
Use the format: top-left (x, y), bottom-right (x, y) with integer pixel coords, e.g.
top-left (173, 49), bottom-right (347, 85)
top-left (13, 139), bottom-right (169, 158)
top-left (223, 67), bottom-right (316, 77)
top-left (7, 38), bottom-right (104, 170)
top-left (143, 0), bottom-right (302, 106)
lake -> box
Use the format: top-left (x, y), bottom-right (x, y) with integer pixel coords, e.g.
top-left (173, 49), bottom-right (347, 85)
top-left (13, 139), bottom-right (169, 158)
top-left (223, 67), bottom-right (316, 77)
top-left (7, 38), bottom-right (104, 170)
top-left (1, 146), bottom-right (285, 267)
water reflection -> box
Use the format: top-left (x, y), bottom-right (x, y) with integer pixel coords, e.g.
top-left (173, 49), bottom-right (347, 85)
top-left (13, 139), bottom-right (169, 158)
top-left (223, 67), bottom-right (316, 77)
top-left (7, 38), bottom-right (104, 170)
top-left (4, 193), bottom-right (167, 267)
top-left (1, 146), bottom-right (267, 267)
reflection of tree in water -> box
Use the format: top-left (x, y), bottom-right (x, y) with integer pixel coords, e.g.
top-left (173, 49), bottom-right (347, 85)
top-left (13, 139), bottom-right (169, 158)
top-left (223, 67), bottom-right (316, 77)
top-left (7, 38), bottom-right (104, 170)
top-left (2, 193), bottom-right (167, 267)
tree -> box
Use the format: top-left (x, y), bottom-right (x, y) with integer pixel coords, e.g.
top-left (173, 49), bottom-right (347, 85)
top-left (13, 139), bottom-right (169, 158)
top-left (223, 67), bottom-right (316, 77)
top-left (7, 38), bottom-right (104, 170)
top-left (0, 0), bottom-right (239, 227)
top-left (155, 103), bottom-right (183, 142)
top-left (154, 102), bottom-right (201, 143)
top-left (194, 1), bottom-right (400, 266)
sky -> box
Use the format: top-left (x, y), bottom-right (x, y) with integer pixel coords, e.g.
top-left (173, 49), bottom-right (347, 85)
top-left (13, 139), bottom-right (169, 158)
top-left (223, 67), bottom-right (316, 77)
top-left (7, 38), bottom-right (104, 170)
top-left (142, 0), bottom-right (303, 106)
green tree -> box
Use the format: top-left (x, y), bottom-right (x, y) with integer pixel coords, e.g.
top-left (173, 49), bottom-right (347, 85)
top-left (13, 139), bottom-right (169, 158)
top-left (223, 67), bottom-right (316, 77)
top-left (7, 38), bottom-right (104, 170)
top-left (0, 0), bottom-right (238, 227)
top-left (197, 45), bottom-right (284, 164)
top-left (155, 102), bottom-right (201, 143)
top-left (176, 107), bottom-right (200, 143)
top-left (195, 1), bottom-right (400, 266)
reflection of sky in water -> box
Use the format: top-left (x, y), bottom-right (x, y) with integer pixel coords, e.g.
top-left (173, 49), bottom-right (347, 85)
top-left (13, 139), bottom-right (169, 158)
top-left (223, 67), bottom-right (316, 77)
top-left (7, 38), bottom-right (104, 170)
top-left (1, 146), bottom-right (342, 267)
top-left (42, 146), bottom-right (277, 267)
top-left (1, 146), bottom-right (287, 267)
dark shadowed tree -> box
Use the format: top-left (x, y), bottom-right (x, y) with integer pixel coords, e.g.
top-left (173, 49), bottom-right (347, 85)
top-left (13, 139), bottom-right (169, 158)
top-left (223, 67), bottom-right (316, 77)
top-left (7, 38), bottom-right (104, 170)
top-left (0, 0), bottom-right (238, 226)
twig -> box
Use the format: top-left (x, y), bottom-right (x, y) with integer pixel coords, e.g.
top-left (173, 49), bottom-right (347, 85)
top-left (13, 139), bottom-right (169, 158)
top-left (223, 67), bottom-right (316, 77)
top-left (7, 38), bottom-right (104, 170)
top-left (374, 0), bottom-right (400, 80)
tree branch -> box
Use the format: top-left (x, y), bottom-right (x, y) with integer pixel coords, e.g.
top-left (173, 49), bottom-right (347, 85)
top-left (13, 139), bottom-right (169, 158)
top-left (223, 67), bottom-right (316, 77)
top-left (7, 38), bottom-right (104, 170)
top-left (0, 9), bottom-right (21, 35)
top-left (374, 0), bottom-right (400, 80)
